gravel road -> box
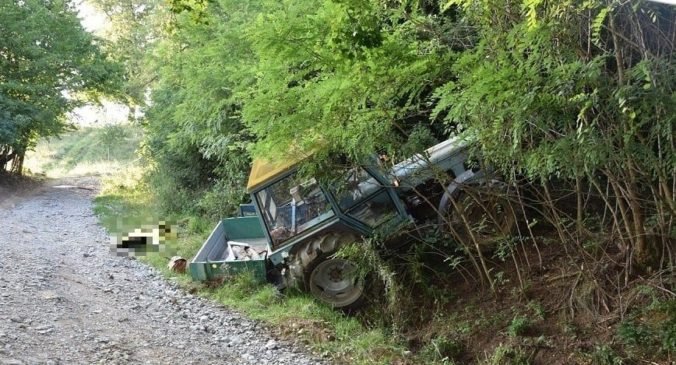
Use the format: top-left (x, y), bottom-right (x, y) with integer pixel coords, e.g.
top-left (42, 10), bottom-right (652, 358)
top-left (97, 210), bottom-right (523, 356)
top-left (0, 177), bottom-right (326, 365)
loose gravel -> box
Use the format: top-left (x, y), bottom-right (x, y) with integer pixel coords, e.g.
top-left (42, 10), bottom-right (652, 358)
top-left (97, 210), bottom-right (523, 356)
top-left (0, 177), bottom-right (327, 365)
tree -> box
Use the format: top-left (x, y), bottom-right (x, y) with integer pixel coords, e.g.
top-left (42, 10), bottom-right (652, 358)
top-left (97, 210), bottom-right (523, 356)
top-left (0, 0), bottom-right (121, 174)
top-left (135, 0), bottom-right (459, 216)
top-left (138, 0), bottom-right (257, 217)
top-left (87, 0), bottom-right (165, 107)
top-left (124, 0), bottom-right (674, 270)
top-left (241, 0), bottom-right (454, 166)
top-left (434, 0), bottom-right (675, 268)
top-left (100, 124), bottom-right (129, 160)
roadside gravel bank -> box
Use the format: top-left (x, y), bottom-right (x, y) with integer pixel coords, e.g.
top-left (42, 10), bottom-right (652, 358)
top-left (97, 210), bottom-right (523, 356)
top-left (0, 177), bottom-right (326, 365)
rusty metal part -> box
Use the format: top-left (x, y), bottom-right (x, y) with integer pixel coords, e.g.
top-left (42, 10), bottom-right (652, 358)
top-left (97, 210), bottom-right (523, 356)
top-left (168, 256), bottom-right (187, 273)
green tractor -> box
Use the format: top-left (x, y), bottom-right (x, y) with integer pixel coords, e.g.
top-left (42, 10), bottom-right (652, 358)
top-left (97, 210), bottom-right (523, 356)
top-left (190, 138), bottom-right (515, 309)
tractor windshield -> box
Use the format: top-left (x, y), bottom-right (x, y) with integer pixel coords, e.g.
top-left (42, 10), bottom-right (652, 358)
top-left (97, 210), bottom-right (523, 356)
top-left (256, 173), bottom-right (334, 247)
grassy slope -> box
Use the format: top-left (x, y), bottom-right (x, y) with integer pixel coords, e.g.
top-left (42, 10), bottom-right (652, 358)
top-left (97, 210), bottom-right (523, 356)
top-left (24, 125), bottom-right (142, 177)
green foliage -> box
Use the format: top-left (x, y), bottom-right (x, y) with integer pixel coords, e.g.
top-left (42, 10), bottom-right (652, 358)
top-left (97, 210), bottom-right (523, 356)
top-left (136, 0), bottom-right (256, 218)
top-left (618, 298), bottom-right (676, 355)
top-left (446, 0), bottom-right (668, 177)
top-left (0, 0), bottom-right (121, 173)
top-left (421, 336), bottom-right (463, 364)
top-left (167, 0), bottom-right (210, 22)
top-left (481, 344), bottom-right (531, 365)
top-left (507, 315), bottom-right (531, 337)
top-left (526, 301), bottom-right (545, 321)
top-left (617, 320), bottom-right (652, 347)
top-left (661, 318), bottom-right (676, 353)
top-left (88, 0), bottom-right (164, 105)
top-left (24, 125), bottom-right (142, 177)
top-left (99, 125), bottom-right (131, 160)
top-left (433, 0), bottom-right (675, 267)
top-left (242, 0), bottom-right (453, 164)
top-left (588, 345), bottom-right (624, 365)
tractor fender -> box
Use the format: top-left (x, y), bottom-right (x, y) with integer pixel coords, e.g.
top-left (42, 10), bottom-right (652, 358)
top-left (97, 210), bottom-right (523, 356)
top-left (437, 169), bottom-right (487, 217)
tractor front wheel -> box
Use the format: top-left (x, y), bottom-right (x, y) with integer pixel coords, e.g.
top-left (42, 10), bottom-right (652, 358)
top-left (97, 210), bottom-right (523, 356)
top-left (287, 233), bottom-right (365, 310)
top-left (305, 253), bottom-right (364, 310)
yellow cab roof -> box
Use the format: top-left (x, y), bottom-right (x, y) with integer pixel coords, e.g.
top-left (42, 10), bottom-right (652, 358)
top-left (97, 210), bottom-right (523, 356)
top-left (247, 141), bottom-right (322, 193)
top-left (246, 157), bottom-right (301, 193)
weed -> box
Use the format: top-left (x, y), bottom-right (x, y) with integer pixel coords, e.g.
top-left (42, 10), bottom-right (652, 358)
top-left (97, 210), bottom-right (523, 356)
top-left (334, 238), bottom-right (413, 333)
top-left (656, 299), bottom-right (676, 353)
top-left (526, 300), bottom-right (545, 321)
top-left (184, 216), bottom-right (211, 234)
top-left (660, 322), bottom-right (676, 353)
top-left (562, 321), bottom-right (578, 336)
top-left (582, 239), bottom-right (602, 256)
top-left (455, 320), bottom-right (472, 335)
top-left (617, 320), bottom-right (653, 347)
top-left (507, 315), bottom-right (530, 337)
top-left (617, 298), bottom-right (676, 355)
top-left (421, 336), bottom-right (464, 363)
top-left (221, 272), bottom-right (266, 300)
top-left (636, 285), bottom-right (661, 310)
top-left (481, 344), bottom-right (531, 365)
top-left (493, 271), bottom-right (509, 286)
top-left (589, 345), bottom-right (624, 365)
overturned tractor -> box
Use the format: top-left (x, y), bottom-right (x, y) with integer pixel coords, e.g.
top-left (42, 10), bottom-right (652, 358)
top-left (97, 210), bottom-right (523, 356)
top-left (190, 138), bottom-right (514, 309)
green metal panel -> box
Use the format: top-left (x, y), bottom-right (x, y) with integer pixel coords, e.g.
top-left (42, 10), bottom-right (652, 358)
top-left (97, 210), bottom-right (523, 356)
top-left (221, 216), bottom-right (266, 240)
top-left (189, 261), bottom-right (208, 281)
top-left (190, 217), bottom-right (268, 283)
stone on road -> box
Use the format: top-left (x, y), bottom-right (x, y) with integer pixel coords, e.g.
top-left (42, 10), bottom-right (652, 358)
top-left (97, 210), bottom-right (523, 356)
top-left (0, 177), bottom-right (325, 365)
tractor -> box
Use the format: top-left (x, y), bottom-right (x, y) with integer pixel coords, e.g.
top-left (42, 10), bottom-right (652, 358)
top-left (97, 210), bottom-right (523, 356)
top-left (189, 137), bottom-right (515, 309)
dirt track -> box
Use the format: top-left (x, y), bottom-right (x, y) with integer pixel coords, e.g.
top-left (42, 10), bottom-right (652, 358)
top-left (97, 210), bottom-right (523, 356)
top-left (0, 177), bottom-right (325, 365)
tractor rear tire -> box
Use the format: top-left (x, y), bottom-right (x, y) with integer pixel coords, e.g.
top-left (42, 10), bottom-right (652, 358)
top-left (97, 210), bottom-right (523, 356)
top-left (439, 179), bottom-right (516, 252)
top-left (286, 233), bottom-right (365, 310)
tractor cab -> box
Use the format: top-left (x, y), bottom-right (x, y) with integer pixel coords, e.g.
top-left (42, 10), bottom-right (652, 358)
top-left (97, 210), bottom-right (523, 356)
top-left (190, 137), bottom-right (483, 309)
top-left (247, 158), bottom-right (410, 267)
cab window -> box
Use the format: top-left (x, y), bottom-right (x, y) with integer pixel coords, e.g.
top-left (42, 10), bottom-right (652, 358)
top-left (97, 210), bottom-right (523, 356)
top-left (333, 168), bottom-right (399, 228)
top-left (256, 174), bottom-right (334, 246)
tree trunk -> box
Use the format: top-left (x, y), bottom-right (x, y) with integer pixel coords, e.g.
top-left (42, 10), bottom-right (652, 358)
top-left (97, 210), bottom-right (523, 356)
top-left (10, 150), bottom-right (25, 175)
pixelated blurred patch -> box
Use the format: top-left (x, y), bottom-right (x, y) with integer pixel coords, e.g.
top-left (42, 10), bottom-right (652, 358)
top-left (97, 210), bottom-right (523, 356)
top-left (110, 220), bottom-right (177, 257)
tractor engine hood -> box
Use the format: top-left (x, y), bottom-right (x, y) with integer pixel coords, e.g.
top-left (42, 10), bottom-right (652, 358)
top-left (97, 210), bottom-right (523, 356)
top-left (389, 137), bottom-right (469, 190)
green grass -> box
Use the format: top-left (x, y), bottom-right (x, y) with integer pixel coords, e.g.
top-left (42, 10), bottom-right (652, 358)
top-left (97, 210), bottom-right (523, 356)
top-left (507, 316), bottom-right (531, 338)
top-left (24, 124), bottom-right (142, 177)
top-left (480, 344), bottom-right (532, 365)
top-left (209, 275), bottom-right (408, 364)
